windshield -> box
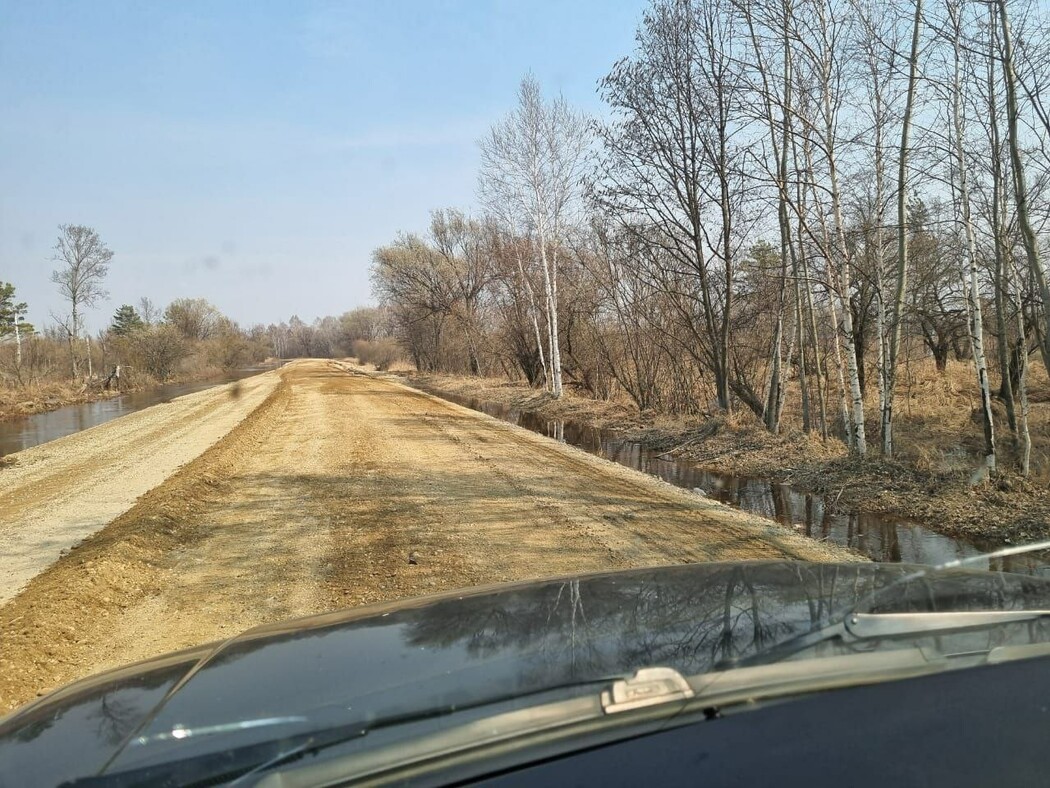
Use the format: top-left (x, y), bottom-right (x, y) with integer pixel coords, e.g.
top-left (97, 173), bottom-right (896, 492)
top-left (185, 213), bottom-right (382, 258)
top-left (5, 0), bottom-right (1050, 784)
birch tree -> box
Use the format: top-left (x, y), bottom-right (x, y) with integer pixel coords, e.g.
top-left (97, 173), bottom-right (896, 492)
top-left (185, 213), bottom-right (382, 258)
top-left (852, 0), bottom-right (902, 452)
top-left (803, 0), bottom-right (869, 451)
top-left (0, 282), bottom-right (29, 377)
top-left (997, 0), bottom-right (1050, 376)
top-left (479, 75), bottom-right (589, 398)
top-left (50, 224), bottom-right (112, 379)
top-left (737, 0), bottom-right (793, 433)
top-left (985, 0), bottom-right (1032, 473)
top-left (882, 0), bottom-right (924, 458)
top-left (946, 0), bottom-right (996, 473)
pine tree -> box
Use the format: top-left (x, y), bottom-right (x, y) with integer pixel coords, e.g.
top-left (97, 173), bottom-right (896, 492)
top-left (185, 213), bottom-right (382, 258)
top-left (110, 304), bottom-right (144, 336)
top-left (0, 282), bottom-right (31, 338)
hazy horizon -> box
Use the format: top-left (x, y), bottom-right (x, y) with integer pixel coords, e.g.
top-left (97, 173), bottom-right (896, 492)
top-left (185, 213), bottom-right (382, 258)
top-left (0, 1), bottom-right (644, 332)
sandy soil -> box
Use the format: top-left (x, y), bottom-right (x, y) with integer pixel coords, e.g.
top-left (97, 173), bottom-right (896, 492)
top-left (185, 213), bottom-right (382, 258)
top-left (0, 371), bottom-right (279, 604)
top-left (0, 360), bottom-right (855, 713)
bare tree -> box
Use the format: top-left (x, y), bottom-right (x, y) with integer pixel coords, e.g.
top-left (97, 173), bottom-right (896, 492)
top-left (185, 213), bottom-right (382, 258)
top-left (479, 75), bottom-right (589, 398)
top-left (595, 0), bottom-right (749, 414)
top-left (882, 0), bottom-right (923, 458)
top-left (51, 224), bottom-right (112, 379)
top-left (737, 0), bottom-right (793, 433)
top-left (430, 210), bottom-right (497, 375)
top-left (946, 0), bottom-right (996, 473)
top-left (852, 0), bottom-right (902, 450)
top-left (138, 297), bottom-right (159, 326)
top-left (164, 298), bottom-right (221, 341)
top-left (998, 0), bottom-right (1050, 374)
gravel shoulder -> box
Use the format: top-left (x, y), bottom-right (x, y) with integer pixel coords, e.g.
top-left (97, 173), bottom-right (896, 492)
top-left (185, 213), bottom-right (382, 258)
top-left (0, 360), bottom-right (857, 712)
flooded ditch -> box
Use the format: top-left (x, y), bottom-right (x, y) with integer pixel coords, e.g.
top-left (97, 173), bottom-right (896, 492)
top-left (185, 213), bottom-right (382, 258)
top-left (435, 390), bottom-right (1048, 574)
top-left (0, 366), bottom-right (274, 457)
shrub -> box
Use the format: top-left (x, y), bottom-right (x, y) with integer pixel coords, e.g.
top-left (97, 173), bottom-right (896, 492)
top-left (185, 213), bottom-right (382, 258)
top-left (352, 338), bottom-right (402, 371)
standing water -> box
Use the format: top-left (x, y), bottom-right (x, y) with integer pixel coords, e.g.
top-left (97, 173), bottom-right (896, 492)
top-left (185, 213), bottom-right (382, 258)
top-left (0, 367), bottom-right (272, 457)
top-left (434, 390), bottom-right (1048, 574)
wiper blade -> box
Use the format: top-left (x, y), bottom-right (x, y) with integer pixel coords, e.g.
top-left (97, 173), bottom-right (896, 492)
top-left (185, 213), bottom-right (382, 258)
top-left (721, 540), bottom-right (1050, 670)
top-left (73, 676), bottom-right (626, 788)
top-left (846, 610), bottom-right (1050, 639)
top-left (234, 675), bottom-right (624, 773)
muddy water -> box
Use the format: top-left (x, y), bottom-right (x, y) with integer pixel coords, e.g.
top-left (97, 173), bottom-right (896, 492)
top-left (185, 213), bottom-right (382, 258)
top-left (439, 392), bottom-right (1047, 573)
top-left (0, 367), bottom-right (273, 457)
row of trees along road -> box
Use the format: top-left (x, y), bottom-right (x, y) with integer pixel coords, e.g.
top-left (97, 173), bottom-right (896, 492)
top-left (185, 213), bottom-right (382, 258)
top-left (371, 0), bottom-right (1050, 478)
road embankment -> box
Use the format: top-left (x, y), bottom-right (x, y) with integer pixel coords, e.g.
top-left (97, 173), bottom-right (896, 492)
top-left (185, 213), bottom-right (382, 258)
top-left (0, 360), bottom-right (856, 713)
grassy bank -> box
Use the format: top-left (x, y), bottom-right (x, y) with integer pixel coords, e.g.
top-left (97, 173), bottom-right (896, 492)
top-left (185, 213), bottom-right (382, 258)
top-left (391, 364), bottom-right (1050, 548)
top-left (0, 380), bottom-right (124, 422)
top-left (0, 363), bottom-right (265, 423)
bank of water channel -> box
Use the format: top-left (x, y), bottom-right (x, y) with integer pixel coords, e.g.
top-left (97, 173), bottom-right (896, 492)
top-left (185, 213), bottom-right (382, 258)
top-left (435, 390), bottom-right (1049, 574)
top-left (0, 367), bottom-right (273, 457)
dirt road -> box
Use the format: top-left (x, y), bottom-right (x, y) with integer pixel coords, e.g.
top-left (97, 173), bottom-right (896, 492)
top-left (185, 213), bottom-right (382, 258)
top-left (0, 360), bottom-right (855, 712)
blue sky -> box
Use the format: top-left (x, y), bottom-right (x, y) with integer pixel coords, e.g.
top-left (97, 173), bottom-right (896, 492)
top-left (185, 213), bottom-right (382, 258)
top-left (0, 0), bottom-right (645, 331)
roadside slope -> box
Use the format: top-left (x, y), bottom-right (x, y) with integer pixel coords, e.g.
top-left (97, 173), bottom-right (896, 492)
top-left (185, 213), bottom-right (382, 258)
top-left (0, 370), bottom-right (280, 604)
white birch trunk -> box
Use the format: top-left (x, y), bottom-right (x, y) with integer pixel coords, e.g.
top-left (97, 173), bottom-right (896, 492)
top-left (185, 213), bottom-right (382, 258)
top-left (998, 0), bottom-right (1050, 371)
top-left (824, 109), bottom-right (867, 454)
top-left (884, 0), bottom-right (924, 458)
top-left (949, 0), bottom-right (996, 473)
top-left (14, 319), bottom-right (22, 368)
top-left (1013, 281), bottom-right (1032, 476)
top-left (516, 250), bottom-right (548, 390)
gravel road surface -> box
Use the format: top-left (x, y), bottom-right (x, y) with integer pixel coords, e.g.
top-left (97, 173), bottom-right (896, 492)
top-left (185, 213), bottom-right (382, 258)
top-left (0, 359), bottom-right (856, 711)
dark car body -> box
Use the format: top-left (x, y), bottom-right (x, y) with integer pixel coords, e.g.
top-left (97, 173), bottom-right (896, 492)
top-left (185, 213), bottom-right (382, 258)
top-left (4, 560), bottom-right (1050, 786)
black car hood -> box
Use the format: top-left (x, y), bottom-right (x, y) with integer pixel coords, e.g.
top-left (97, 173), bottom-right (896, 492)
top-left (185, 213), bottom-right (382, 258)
top-left (4, 559), bottom-right (1050, 786)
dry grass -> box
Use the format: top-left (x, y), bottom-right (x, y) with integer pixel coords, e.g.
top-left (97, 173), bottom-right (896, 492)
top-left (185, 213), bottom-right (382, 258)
top-left (395, 369), bottom-right (665, 433)
top-left (0, 380), bottom-right (122, 422)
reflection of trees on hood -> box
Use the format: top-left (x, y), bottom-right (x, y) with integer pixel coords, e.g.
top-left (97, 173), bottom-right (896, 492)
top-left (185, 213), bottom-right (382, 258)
top-left (401, 563), bottom-right (1050, 681)
top-left (91, 695), bottom-right (145, 746)
top-left (5, 662), bottom-right (189, 746)
top-left (403, 564), bottom-right (887, 678)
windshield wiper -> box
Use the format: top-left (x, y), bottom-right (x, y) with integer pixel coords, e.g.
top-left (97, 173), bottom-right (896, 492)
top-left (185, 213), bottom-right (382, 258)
top-left (67, 675), bottom-right (626, 788)
top-left (718, 539), bottom-right (1050, 670)
top-left (846, 609), bottom-right (1050, 638)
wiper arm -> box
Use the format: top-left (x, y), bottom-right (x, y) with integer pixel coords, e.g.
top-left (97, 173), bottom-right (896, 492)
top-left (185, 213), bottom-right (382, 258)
top-left (846, 610), bottom-right (1050, 638)
top-left (721, 540), bottom-right (1050, 670)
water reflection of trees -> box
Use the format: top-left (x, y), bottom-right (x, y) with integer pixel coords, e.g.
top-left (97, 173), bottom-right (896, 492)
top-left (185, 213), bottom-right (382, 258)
top-left (90, 694), bottom-right (148, 746)
top-left (438, 398), bottom-right (1050, 572)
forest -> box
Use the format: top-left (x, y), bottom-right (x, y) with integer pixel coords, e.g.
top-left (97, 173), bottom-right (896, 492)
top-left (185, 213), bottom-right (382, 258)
top-left (368, 0), bottom-right (1050, 485)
